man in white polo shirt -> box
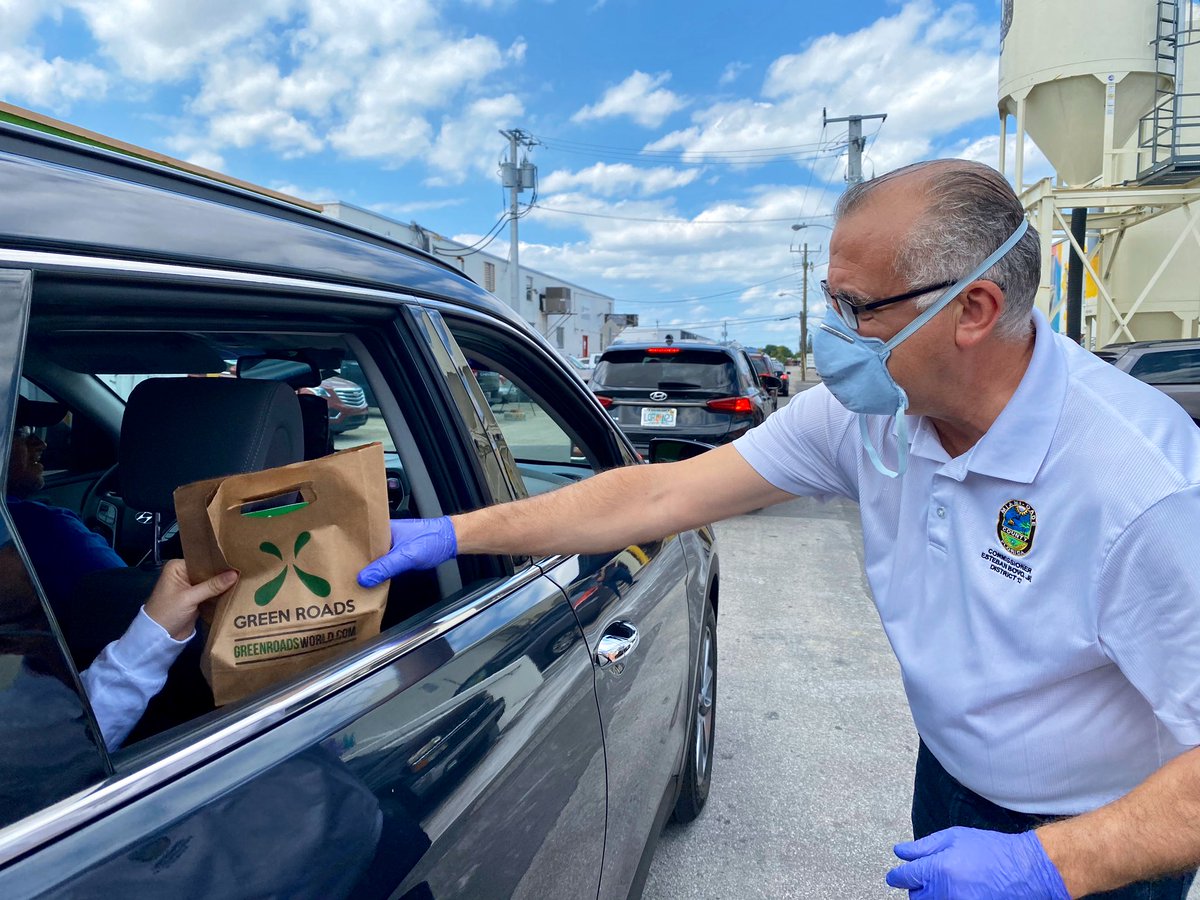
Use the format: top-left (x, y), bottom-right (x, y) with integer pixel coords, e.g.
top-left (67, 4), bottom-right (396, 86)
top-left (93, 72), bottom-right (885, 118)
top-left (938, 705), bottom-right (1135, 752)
top-left (359, 159), bottom-right (1200, 899)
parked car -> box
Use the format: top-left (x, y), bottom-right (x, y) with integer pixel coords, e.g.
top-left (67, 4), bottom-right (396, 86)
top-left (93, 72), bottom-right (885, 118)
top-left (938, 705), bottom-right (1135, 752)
top-left (768, 357), bottom-right (790, 396)
top-left (590, 341), bottom-right (774, 454)
top-left (335, 358), bottom-right (377, 408)
top-left (1095, 339), bottom-right (1200, 425)
top-left (0, 122), bottom-right (720, 900)
top-left (300, 374), bottom-right (369, 433)
top-left (561, 353), bottom-right (592, 384)
top-left (744, 351), bottom-right (782, 410)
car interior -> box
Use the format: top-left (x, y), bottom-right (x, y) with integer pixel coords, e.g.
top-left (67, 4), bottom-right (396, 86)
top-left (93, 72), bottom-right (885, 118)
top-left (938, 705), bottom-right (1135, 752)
top-left (3, 269), bottom-right (623, 763)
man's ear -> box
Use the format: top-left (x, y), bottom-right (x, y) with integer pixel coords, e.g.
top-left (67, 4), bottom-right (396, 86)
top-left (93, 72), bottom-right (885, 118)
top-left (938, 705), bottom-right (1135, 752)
top-left (955, 280), bottom-right (1005, 348)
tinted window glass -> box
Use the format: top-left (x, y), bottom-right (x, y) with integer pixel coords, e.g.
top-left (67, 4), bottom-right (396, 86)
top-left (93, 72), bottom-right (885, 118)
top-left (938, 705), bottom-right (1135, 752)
top-left (748, 355), bottom-right (772, 376)
top-left (0, 516), bottom-right (108, 827)
top-left (1128, 348), bottom-right (1200, 384)
top-left (594, 350), bottom-right (736, 391)
top-left (0, 270), bottom-right (108, 826)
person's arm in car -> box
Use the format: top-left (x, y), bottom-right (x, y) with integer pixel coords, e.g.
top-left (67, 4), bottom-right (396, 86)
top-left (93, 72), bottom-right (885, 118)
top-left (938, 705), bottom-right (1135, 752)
top-left (359, 444), bottom-right (794, 585)
top-left (82, 561), bottom-right (238, 749)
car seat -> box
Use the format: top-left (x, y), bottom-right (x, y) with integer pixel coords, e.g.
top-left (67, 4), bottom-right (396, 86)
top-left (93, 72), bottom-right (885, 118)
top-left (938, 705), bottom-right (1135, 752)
top-left (63, 377), bottom-right (303, 741)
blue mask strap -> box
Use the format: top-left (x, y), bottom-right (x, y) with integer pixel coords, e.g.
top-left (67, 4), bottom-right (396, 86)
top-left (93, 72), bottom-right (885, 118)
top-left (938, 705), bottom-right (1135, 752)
top-left (884, 218), bottom-right (1030, 352)
top-left (860, 401), bottom-right (910, 478)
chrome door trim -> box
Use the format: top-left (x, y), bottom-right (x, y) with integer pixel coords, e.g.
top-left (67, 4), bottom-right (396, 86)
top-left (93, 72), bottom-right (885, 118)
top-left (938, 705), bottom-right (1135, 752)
top-left (0, 248), bottom-right (419, 306)
top-left (0, 564), bottom-right (547, 866)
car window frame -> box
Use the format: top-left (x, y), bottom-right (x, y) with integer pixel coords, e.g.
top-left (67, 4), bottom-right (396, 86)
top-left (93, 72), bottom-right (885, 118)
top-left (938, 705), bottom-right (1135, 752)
top-left (0, 250), bottom-right (557, 863)
top-left (436, 306), bottom-right (638, 487)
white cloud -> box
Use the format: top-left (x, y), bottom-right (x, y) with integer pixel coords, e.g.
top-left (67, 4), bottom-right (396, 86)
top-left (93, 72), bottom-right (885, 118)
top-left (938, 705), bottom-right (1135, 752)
top-left (540, 162), bottom-right (701, 197)
top-left (572, 70), bottom-right (687, 128)
top-left (649, 0), bottom-right (997, 173)
top-left (0, 0), bottom-right (57, 48)
top-left (0, 47), bottom-right (108, 112)
top-left (426, 93), bottom-right (525, 184)
top-left (69, 0), bottom-right (296, 82)
top-left (719, 62), bottom-right (749, 86)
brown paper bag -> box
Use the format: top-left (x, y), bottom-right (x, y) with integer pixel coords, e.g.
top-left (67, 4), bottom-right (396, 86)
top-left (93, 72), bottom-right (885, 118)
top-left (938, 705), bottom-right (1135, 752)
top-left (174, 443), bottom-right (390, 706)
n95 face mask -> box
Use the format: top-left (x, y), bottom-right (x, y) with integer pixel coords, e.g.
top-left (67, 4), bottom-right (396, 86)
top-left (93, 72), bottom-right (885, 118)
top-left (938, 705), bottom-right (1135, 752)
top-left (812, 219), bottom-right (1030, 478)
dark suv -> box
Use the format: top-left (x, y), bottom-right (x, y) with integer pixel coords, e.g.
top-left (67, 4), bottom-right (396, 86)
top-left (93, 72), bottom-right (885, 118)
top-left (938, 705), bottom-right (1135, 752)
top-left (1095, 339), bottom-right (1200, 425)
top-left (591, 342), bottom-right (773, 453)
top-left (0, 123), bottom-right (720, 899)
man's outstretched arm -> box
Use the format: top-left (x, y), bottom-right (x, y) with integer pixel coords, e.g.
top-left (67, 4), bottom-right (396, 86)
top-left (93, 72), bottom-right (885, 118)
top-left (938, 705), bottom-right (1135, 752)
top-left (359, 444), bottom-right (795, 585)
top-left (454, 443), bottom-right (794, 557)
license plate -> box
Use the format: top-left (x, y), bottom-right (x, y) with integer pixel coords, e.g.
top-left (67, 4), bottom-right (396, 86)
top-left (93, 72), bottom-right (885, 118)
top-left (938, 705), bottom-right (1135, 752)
top-left (641, 407), bottom-right (677, 428)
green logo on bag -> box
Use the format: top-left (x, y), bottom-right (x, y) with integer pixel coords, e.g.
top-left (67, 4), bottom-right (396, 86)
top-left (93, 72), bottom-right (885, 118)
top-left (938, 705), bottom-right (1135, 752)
top-left (256, 531), bottom-right (332, 606)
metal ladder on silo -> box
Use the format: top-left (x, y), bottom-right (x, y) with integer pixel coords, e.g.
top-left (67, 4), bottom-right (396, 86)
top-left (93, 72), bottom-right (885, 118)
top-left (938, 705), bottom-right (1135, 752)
top-left (1137, 0), bottom-right (1200, 184)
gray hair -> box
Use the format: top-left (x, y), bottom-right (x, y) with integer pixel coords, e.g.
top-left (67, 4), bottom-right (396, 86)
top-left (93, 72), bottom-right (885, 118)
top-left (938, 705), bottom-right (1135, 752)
top-left (834, 159), bottom-right (1041, 342)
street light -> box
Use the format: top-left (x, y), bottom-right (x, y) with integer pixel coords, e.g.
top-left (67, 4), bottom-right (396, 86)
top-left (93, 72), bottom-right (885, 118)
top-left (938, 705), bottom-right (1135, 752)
top-left (786, 222), bottom-right (833, 382)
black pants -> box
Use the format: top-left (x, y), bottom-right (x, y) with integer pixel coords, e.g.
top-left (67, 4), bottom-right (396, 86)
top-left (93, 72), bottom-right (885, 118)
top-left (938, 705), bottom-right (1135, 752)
top-left (912, 741), bottom-right (1196, 900)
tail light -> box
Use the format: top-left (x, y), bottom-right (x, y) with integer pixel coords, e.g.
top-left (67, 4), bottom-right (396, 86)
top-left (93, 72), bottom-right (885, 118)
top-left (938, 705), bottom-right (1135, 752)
top-left (706, 396), bottom-right (754, 414)
top-left (646, 347), bottom-right (681, 355)
top-left (595, 395), bottom-right (614, 409)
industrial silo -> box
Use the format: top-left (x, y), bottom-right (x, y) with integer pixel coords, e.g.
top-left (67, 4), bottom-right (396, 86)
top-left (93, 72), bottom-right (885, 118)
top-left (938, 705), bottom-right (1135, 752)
top-left (999, 0), bottom-right (1164, 187)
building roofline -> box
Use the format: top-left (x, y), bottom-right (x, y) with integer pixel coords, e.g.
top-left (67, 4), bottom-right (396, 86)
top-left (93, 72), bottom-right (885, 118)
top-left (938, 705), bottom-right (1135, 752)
top-left (323, 200), bottom-right (617, 305)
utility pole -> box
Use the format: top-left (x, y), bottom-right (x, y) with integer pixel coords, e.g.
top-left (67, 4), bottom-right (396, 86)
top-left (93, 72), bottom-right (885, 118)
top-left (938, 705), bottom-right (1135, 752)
top-left (722, 320), bottom-right (728, 342)
top-left (800, 243), bottom-right (810, 381)
top-left (499, 129), bottom-right (538, 313)
top-left (822, 108), bottom-right (887, 185)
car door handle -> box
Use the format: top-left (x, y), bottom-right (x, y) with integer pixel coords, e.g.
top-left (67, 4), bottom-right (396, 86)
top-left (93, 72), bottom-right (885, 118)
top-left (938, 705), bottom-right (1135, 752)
top-left (595, 621), bottom-right (640, 669)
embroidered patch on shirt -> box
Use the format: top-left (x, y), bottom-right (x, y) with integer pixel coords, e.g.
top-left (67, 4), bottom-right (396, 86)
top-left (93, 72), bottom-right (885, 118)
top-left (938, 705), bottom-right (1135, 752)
top-left (997, 499), bottom-right (1037, 556)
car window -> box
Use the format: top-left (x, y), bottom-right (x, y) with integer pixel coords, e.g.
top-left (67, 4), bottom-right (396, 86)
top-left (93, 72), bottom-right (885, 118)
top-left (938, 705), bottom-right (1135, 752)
top-left (1127, 347), bottom-right (1200, 384)
top-left (11, 284), bottom-right (511, 760)
top-left (734, 351), bottom-right (756, 392)
top-left (446, 317), bottom-right (620, 500)
top-left (594, 349), bottom-right (738, 392)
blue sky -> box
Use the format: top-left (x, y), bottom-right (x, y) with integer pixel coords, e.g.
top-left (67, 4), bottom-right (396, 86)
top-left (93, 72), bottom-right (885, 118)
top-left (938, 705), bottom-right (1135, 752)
top-left (1, 0), bottom-right (1045, 349)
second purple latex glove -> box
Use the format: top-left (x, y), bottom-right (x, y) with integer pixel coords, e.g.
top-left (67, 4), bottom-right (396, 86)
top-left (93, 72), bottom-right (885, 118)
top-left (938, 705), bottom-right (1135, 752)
top-left (357, 517), bottom-right (458, 587)
top-left (885, 827), bottom-right (1070, 900)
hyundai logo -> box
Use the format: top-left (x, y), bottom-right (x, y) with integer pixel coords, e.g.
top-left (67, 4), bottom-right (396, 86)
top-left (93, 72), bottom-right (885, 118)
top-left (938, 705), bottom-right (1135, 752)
top-left (649, 391), bottom-right (668, 402)
top-left (136, 512), bottom-right (154, 525)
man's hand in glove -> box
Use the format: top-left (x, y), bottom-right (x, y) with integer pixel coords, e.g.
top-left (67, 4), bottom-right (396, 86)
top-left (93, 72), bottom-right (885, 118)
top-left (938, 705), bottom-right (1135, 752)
top-left (357, 517), bottom-right (458, 587)
top-left (886, 827), bottom-right (1071, 900)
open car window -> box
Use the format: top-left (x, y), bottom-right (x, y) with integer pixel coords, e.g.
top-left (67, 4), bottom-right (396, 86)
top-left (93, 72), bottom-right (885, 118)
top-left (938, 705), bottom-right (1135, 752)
top-left (9, 280), bottom-right (508, 765)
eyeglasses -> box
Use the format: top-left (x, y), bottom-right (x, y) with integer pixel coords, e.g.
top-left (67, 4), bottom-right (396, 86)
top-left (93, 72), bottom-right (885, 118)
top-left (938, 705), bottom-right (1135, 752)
top-left (820, 279), bottom-right (957, 330)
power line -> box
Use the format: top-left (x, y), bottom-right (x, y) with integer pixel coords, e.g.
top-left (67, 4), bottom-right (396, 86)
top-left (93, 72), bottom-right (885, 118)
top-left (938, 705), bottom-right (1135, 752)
top-left (613, 273), bottom-right (799, 305)
top-left (535, 133), bottom-right (834, 155)
top-left (532, 204), bottom-right (830, 225)
top-left (535, 133), bottom-right (850, 167)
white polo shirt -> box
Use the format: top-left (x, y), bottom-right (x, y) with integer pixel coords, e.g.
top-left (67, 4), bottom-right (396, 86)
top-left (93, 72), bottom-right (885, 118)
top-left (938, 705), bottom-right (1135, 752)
top-left (734, 309), bottom-right (1200, 814)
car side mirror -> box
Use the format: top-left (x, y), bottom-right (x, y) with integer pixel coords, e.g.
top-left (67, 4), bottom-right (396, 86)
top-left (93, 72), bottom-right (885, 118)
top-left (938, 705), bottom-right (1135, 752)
top-left (648, 438), bottom-right (714, 464)
top-left (758, 374), bottom-right (782, 391)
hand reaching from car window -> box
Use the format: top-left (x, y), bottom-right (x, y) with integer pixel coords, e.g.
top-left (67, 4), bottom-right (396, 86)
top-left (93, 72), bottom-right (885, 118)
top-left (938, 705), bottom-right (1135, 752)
top-left (143, 559), bottom-right (238, 641)
top-left (358, 517), bottom-right (458, 587)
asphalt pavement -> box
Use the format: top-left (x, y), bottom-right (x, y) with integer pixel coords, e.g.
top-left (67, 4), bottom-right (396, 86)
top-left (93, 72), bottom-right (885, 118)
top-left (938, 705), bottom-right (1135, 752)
top-left (643, 383), bottom-right (919, 900)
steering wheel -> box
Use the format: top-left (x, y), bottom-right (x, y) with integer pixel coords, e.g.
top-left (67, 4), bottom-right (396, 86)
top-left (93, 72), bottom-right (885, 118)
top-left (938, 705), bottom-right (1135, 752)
top-left (80, 463), bottom-right (160, 564)
top-left (80, 462), bottom-right (121, 528)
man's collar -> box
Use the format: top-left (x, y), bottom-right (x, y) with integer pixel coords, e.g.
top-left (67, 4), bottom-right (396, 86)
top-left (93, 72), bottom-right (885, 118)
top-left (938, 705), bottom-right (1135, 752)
top-left (905, 309), bottom-right (1066, 483)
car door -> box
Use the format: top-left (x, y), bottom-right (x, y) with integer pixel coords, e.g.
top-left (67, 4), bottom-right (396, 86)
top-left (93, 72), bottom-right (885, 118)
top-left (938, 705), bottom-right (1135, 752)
top-left (0, 260), bottom-right (607, 899)
top-left (441, 310), bottom-right (696, 900)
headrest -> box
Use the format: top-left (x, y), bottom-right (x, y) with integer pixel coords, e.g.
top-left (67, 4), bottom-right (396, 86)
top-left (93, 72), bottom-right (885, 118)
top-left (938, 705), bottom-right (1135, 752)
top-left (120, 378), bottom-right (304, 514)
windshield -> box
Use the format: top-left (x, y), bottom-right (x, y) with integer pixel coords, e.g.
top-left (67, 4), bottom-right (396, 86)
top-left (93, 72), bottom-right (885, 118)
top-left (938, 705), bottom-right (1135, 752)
top-left (593, 349), bottom-right (737, 391)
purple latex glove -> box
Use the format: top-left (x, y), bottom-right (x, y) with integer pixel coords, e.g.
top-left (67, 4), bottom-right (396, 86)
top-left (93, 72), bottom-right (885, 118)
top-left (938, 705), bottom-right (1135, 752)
top-left (357, 517), bottom-right (458, 587)
top-left (886, 827), bottom-right (1070, 900)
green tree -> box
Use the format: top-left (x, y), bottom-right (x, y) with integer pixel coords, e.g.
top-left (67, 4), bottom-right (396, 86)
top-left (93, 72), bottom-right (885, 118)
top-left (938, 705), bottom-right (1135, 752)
top-left (762, 344), bottom-right (793, 363)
